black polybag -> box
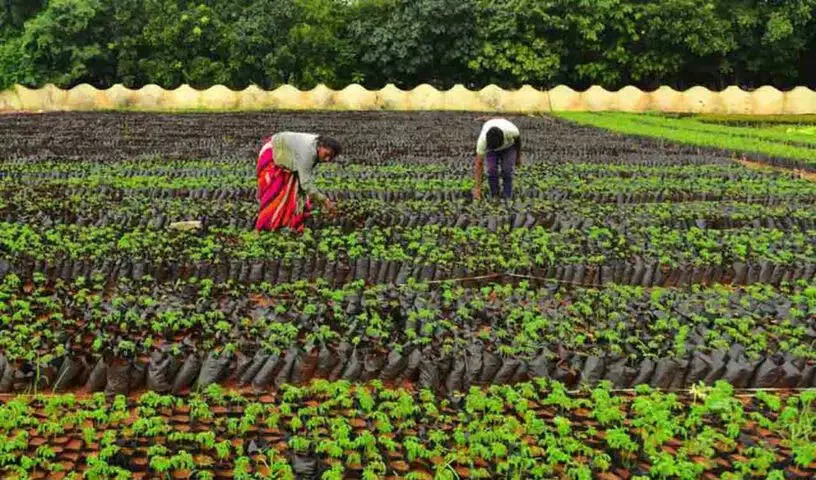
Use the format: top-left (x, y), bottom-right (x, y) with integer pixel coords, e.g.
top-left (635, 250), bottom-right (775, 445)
top-left (105, 358), bottom-right (132, 395)
top-left (379, 347), bottom-right (410, 381)
top-left (251, 354), bottom-right (281, 390)
top-left (84, 358), bottom-right (107, 392)
top-left (147, 350), bottom-right (178, 393)
top-left (196, 351), bottom-right (233, 389)
top-left (172, 353), bottom-right (203, 394)
top-left (239, 351), bottom-right (270, 386)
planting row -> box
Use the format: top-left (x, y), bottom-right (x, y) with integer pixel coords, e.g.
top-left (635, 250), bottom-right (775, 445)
top-left (6, 188), bottom-right (816, 233)
top-left (0, 380), bottom-right (814, 479)
top-left (0, 160), bottom-right (779, 181)
top-left (0, 111), bottom-right (746, 166)
top-left (8, 185), bottom-right (816, 211)
top-left (1, 275), bottom-right (814, 393)
top-left (1, 222), bottom-right (814, 289)
top-left (5, 252), bottom-right (815, 293)
top-left (5, 164), bottom-right (815, 200)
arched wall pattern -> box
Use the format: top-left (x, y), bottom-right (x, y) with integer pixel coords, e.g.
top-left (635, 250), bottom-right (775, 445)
top-left (1, 84), bottom-right (815, 113)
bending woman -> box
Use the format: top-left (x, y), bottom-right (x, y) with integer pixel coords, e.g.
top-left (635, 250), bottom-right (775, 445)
top-left (256, 132), bottom-right (341, 232)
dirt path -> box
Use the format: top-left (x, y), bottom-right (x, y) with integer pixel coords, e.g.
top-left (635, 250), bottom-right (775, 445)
top-left (738, 156), bottom-right (816, 182)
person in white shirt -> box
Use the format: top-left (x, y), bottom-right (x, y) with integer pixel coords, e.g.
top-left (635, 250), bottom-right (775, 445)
top-left (472, 118), bottom-right (521, 200)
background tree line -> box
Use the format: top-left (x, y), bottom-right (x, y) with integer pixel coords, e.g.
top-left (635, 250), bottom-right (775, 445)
top-left (1, 0), bottom-right (814, 91)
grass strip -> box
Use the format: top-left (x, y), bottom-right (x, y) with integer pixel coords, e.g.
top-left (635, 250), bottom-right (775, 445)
top-left (554, 112), bottom-right (816, 169)
top-left (695, 113), bottom-right (816, 126)
top-left (626, 114), bottom-right (816, 148)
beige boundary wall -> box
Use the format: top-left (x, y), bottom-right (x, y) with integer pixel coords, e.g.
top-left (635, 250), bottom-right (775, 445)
top-left (1, 83), bottom-right (816, 114)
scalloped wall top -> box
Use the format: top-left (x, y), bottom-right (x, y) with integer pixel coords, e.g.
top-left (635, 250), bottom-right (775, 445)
top-left (1, 84), bottom-right (815, 113)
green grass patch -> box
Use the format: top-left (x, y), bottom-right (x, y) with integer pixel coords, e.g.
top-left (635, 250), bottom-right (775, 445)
top-left (625, 113), bottom-right (816, 147)
top-left (768, 125), bottom-right (816, 137)
top-left (695, 114), bottom-right (816, 126)
top-left (553, 111), bottom-right (816, 169)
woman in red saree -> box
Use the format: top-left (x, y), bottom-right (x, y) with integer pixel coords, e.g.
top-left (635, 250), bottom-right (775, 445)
top-left (256, 132), bottom-right (341, 232)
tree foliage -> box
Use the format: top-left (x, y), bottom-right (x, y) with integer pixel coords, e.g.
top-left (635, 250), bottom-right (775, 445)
top-left (0, 0), bottom-right (814, 91)
top-left (346, 0), bottom-right (477, 88)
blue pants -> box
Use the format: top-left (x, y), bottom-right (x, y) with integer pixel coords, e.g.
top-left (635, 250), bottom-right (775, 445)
top-left (486, 146), bottom-right (517, 199)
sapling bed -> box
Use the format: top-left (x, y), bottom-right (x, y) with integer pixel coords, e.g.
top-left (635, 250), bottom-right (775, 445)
top-left (0, 111), bottom-right (815, 478)
top-left (2, 114), bottom-right (815, 289)
top-left (0, 380), bottom-right (815, 479)
top-left (0, 220), bottom-right (814, 289)
top-left (0, 276), bottom-right (814, 394)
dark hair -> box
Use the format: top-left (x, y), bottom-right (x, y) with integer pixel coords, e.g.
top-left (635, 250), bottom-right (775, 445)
top-left (485, 127), bottom-right (504, 151)
top-left (317, 136), bottom-right (342, 156)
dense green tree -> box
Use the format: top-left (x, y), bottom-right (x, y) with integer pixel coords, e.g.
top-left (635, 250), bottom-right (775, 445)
top-left (262, 0), bottom-right (356, 89)
top-left (346, 0), bottom-right (477, 88)
top-left (0, 0), bottom-right (814, 91)
top-left (721, 0), bottom-right (816, 88)
top-left (11, 0), bottom-right (115, 87)
top-left (468, 0), bottom-right (567, 88)
top-left (559, 0), bottom-right (736, 90)
top-left (1, 0), bottom-right (46, 29)
top-left (222, 0), bottom-right (300, 89)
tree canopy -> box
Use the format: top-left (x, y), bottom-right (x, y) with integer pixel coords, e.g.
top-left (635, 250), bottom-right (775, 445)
top-left (1, 0), bottom-right (814, 90)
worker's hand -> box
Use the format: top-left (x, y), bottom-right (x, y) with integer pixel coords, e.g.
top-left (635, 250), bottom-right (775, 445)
top-left (323, 198), bottom-right (337, 215)
top-left (472, 185), bottom-right (482, 201)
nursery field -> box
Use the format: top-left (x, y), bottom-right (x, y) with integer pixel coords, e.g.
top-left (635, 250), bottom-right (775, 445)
top-left (0, 111), bottom-right (815, 479)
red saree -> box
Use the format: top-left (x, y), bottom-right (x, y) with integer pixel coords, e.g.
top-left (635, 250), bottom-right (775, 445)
top-left (255, 140), bottom-right (312, 232)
